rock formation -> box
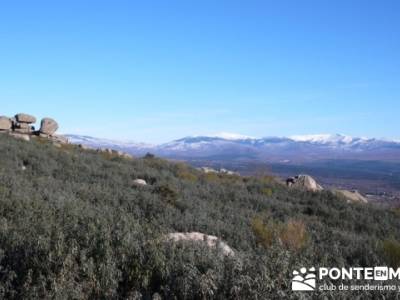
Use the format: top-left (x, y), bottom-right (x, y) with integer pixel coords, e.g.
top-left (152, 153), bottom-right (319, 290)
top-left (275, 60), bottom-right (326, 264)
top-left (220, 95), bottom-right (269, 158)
top-left (219, 168), bottom-right (240, 175)
top-left (165, 232), bottom-right (234, 256)
top-left (132, 179), bottom-right (147, 186)
top-left (12, 113), bottom-right (36, 134)
top-left (0, 116), bottom-right (12, 130)
top-left (198, 167), bottom-right (218, 173)
top-left (0, 113), bottom-right (67, 144)
top-left (40, 118), bottom-right (58, 135)
top-left (15, 113), bottom-right (36, 124)
top-left (96, 147), bottom-right (133, 159)
top-left (334, 189), bottom-right (368, 203)
top-left (198, 167), bottom-right (240, 176)
top-left (286, 174), bottom-right (323, 192)
top-left (286, 174), bottom-right (368, 203)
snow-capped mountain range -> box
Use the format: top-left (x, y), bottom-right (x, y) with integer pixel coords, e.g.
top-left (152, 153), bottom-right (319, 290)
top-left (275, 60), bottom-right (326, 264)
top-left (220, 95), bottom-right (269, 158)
top-left (65, 133), bottom-right (400, 162)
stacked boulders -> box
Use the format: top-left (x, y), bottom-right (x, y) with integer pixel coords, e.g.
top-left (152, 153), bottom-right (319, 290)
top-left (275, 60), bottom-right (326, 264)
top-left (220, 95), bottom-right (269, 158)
top-left (0, 112), bottom-right (68, 144)
top-left (13, 113), bottom-right (36, 134)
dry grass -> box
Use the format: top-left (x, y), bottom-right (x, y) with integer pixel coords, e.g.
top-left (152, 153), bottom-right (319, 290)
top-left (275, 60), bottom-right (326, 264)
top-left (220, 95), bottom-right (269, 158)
top-left (175, 163), bottom-right (198, 182)
top-left (279, 220), bottom-right (308, 251)
top-left (251, 217), bottom-right (308, 252)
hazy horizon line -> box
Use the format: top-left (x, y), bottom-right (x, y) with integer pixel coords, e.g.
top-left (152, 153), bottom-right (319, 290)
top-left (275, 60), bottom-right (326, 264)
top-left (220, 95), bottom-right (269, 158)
top-left (63, 131), bottom-right (400, 145)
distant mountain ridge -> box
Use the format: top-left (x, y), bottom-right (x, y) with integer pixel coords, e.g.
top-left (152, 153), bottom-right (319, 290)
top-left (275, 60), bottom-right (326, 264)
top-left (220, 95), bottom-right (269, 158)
top-left (65, 133), bottom-right (400, 162)
top-left (66, 134), bottom-right (153, 151)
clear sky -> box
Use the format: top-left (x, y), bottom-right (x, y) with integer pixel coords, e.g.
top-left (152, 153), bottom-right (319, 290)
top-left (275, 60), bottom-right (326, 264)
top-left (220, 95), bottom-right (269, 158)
top-left (1, 0), bottom-right (399, 143)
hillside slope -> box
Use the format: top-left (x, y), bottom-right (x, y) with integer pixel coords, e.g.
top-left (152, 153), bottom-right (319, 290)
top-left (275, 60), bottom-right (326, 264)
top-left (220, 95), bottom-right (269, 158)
top-left (0, 134), bottom-right (400, 299)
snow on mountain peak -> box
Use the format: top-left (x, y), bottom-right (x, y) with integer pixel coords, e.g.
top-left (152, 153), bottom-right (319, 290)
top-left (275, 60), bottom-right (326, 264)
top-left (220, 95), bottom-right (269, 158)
top-left (208, 132), bottom-right (256, 140)
top-left (289, 134), bottom-right (355, 144)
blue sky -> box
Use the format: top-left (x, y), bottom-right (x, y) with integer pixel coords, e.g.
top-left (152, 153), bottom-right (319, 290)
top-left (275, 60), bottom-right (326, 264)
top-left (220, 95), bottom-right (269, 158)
top-left (1, 0), bottom-right (399, 143)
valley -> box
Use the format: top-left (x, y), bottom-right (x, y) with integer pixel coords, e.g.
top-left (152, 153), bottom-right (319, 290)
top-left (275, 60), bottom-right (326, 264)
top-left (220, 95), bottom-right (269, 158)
top-left (67, 134), bottom-right (400, 206)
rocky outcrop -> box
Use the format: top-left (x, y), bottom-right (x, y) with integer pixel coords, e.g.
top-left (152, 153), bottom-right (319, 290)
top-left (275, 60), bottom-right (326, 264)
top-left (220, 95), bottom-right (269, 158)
top-left (12, 113), bottom-right (37, 134)
top-left (96, 148), bottom-right (133, 159)
top-left (286, 174), bottom-right (323, 192)
top-left (165, 232), bottom-right (234, 256)
top-left (219, 168), bottom-right (240, 175)
top-left (133, 179), bottom-right (147, 186)
top-left (0, 113), bottom-right (68, 145)
top-left (15, 113), bottom-right (36, 124)
top-left (198, 167), bottom-right (240, 176)
top-left (0, 116), bottom-right (12, 130)
top-left (40, 118), bottom-right (58, 135)
top-left (334, 189), bottom-right (368, 203)
top-left (198, 167), bottom-right (218, 173)
top-left (50, 134), bottom-right (68, 144)
top-left (286, 174), bottom-right (368, 203)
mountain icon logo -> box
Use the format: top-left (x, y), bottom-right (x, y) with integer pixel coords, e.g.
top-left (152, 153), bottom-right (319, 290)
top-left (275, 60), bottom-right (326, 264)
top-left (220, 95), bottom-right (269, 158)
top-left (291, 267), bottom-right (316, 291)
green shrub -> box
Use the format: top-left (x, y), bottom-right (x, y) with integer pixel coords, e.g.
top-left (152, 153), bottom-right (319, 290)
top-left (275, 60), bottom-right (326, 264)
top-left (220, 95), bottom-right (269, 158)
top-left (0, 133), bottom-right (399, 299)
top-left (261, 187), bottom-right (273, 197)
top-left (383, 239), bottom-right (400, 267)
top-left (174, 163), bottom-right (198, 182)
top-left (251, 216), bottom-right (275, 248)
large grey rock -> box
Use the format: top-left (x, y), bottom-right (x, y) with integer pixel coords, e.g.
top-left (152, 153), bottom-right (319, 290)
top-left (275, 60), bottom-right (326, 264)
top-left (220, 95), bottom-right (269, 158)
top-left (166, 232), bottom-right (235, 256)
top-left (219, 168), bottom-right (240, 175)
top-left (40, 118), bottom-right (58, 135)
top-left (334, 189), bottom-right (368, 204)
top-left (287, 174), bottom-right (323, 192)
top-left (132, 179), bottom-right (147, 186)
top-left (15, 113), bottom-right (36, 124)
top-left (13, 127), bottom-right (33, 134)
top-left (38, 132), bottom-right (49, 138)
top-left (14, 122), bottom-right (33, 129)
top-left (0, 116), bottom-right (12, 130)
top-left (198, 167), bottom-right (219, 173)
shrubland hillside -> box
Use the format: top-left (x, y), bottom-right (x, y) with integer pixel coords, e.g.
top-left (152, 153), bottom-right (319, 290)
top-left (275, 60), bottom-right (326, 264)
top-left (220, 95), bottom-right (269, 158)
top-left (0, 133), bottom-right (400, 299)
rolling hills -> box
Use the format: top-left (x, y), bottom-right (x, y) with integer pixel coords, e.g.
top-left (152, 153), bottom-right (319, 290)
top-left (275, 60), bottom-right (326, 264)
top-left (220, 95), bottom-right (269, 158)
top-left (1, 133), bottom-right (400, 299)
top-left (66, 133), bottom-right (400, 162)
top-left (67, 133), bottom-right (400, 204)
